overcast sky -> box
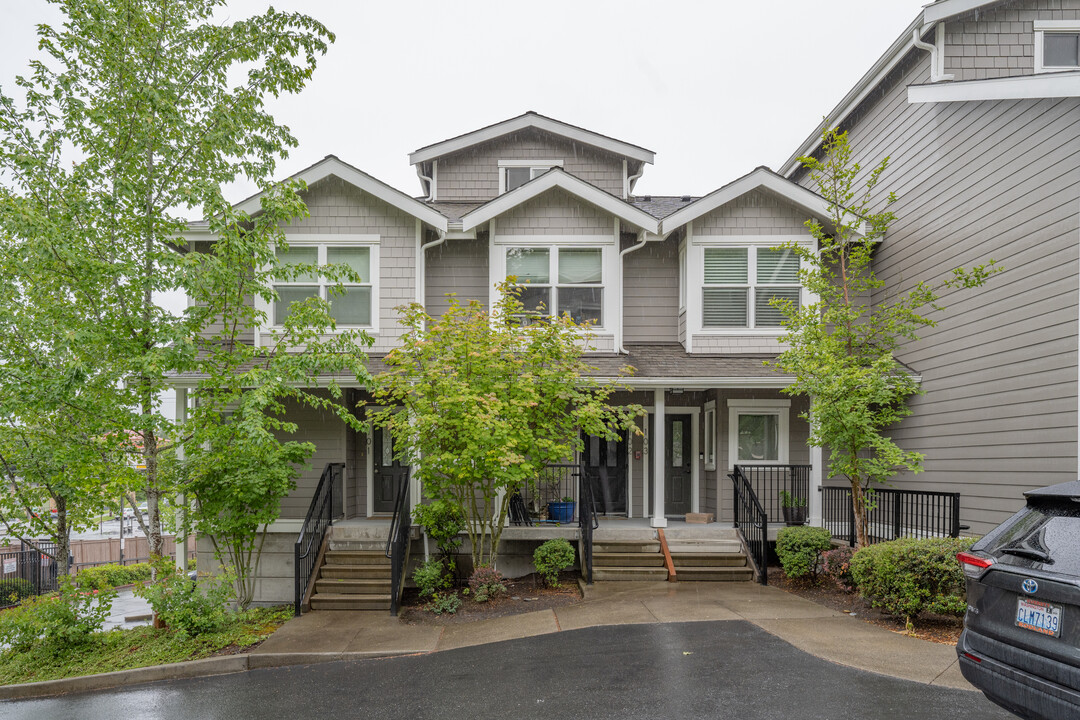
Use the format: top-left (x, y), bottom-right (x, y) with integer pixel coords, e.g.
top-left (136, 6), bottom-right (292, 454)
top-left (1, 0), bottom-right (927, 202)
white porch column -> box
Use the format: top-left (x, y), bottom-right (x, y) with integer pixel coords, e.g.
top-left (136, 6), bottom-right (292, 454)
top-left (808, 407), bottom-right (823, 528)
top-left (174, 388), bottom-right (189, 574)
top-left (651, 388), bottom-right (667, 528)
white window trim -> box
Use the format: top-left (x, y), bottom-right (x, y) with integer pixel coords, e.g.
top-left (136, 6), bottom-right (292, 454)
top-left (257, 233), bottom-right (381, 345)
top-left (678, 238), bottom-right (687, 312)
top-left (497, 159), bottom-right (565, 194)
top-left (703, 400), bottom-right (717, 471)
top-left (1035, 21), bottom-right (1080, 74)
top-left (727, 399), bottom-right (790, 468)
top-left (690, 235), bottom-right (813, 337)
top-left (491, 233), bottom-right (616, 333)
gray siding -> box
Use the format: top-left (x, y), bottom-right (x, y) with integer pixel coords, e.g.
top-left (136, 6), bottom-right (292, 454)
top-left (276, 395), bottom-right (348, 520)
top-left (795, 37), bottom-right (1080, 535)
top-left (943, 0), bottom-right (1080, 81)
top-left (495, 187), bottom-right (614, 235)
top-left (284, 176), bottom-right (418, 354)
top-left (436, 129), bottom-right (625, 201)
top-left (624, 233), bottom-right (679, 343)
top-left (425, 236), bottom-right (490, 317)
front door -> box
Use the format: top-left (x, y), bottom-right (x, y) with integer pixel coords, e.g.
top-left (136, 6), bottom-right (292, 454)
top-left (582, 430), bottom-right (628, 515)
top-left (372, 427), bottom-right (408, 514)
top-left (665, 414), bottom-right (692, 516)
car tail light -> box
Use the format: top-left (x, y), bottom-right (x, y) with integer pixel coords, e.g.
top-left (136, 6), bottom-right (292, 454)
top-left (957, 551), bottom-right (994, 579)
top-left (962, 651), bottom-right (982, 663)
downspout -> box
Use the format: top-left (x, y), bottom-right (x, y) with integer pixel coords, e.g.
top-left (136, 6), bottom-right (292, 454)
top-left (912, 24), bottom-right (955, 82)
top-left (627, 164), bottom-right (644, 196)
top-left (416, 164), bottom-right (434, 201)
top-left (619, 230), bottom-right (649, 354)
top-left (417, 229), bottom-right (447, 307)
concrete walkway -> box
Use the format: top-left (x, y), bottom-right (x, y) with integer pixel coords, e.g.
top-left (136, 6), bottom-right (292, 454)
top-left (252, 581), bottom-right (970, 690)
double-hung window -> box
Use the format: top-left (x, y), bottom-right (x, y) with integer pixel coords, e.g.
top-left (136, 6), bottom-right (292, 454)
top-left (1036, 22), bottom-right (1080, 72)
top-left (498, 159), bottom-right (563, 193)
top-left (702, 246), bottom-right (800, 329)
top-left (505, 246), bottom-right (603, 325)
top-left (273, 243), bottom-right (376, 328)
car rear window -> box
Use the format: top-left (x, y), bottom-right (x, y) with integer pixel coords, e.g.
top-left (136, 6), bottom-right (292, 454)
top-left (983, 500), bottom-right (1080, 577)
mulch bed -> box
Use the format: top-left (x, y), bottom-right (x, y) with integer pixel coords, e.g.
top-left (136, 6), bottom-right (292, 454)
top-left (398, 572), bottom-right (582, 625)
top-left (767, 566), bottom-right (963, 645)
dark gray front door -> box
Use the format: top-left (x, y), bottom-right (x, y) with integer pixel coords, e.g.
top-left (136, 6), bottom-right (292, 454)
top-left (665, 414), bottom-right (692, 516)
top-left (582, 430), bottom-right (628, 516)
top-left (372, 428), bottom-right (408, 514)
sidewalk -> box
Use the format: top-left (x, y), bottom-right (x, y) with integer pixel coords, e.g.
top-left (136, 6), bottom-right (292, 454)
top-left (251, 581), bottom-right (970, 690)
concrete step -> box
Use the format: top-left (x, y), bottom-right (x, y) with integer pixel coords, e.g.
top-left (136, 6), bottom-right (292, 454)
top-left (329, 540), bottom-right (389, 552)
top-left (671, 552), bottom-right (747, 568)
top-left (666, 540), bottom-right (742, 554)
top-left (592, 567), bottom-right (668, 582)
top-left (675, 566), bottom-right (755, 582)
top-left (594, 552), bottom-right (665, 567)
top-left (315, 578), bottom-right (392, 595)
top-left (324, 551), bottom-right (391, 566)
top-left (320, 565), bottom-right (393, 580)
top-left (309, 593), bottom-right (391, 611)
top-left (593, 541), bottom-right (660, 554)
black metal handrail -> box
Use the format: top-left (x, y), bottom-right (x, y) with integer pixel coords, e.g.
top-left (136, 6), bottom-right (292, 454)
top-left (820, 485), bottom-right (963, 546)
top-left (577, 463), bottom-right (597, 584)
top-left (294, 463), bottom-right (344, 617)
top-left (735, 464), bottom-right (812, 524)
top-left (385, 469), bottom-right (411, 616)
top-left (730, 467), bottom-right (768, 585)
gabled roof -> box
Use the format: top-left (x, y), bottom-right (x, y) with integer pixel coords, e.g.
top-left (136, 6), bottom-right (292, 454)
top-left (459, 167), bottom-right (660, 234)
top-left (923, 0), bottom-right (1004, 24)
top-left (408, 111), bottom-right (656, 167)
top-left (233, 155), bottom-right (448, 232)
top-left (658, 167), bottom-right (859, 235)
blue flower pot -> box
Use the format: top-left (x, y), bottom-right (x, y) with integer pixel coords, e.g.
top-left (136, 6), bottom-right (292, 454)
top-left (547, 501), bottom-right (575, 524)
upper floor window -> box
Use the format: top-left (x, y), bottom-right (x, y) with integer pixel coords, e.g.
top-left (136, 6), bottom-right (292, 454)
top-left (702, 246), bottom-right (799, 329)
top-left (498, 159), bottom-right (564, 194)
top-left (273, 242), bottom-right (377, 328)
top-left (1036, 22), bottom-right (1080, 72)
top-left (506, 246), bottom-right (603, 325)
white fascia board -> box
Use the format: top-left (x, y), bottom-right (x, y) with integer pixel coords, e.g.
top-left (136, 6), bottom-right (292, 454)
top-left (595, 376), bottom-right (796, 390)
top-left (460, 169), bottom-right (660, 234)
top-left (779, 14), bottom-right (925, 176)
top-left (908, 72), bottom-right (1080, 102)
top-left (659, 169), bottom-right (864, 236)
top-left (922, 0), bottom-right (996, 24)
top-left (409, 113), bottom-right (655, 166)
top-left (233, 157), bottom-right (448, 233)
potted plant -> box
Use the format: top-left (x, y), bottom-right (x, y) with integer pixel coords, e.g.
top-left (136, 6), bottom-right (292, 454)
top-left (547, 496), bottom-right (576, 524)
top-left (779, 490), bottom-right (808, 526)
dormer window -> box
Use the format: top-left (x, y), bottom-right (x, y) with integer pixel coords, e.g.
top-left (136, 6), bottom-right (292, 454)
top-left (1036, 22), bottom-right (1080, 72)
top-left (498, 159), bottom-right (564, 194)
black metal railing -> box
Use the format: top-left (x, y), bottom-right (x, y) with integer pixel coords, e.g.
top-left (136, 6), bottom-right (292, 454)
top-left (515, 463), bottom-right (579, 524)
top-left (294, 462), bottom-right (344, 617)
top-left (731, 467), bottom-right (768, 585)
top-left (0, 548), bottom-right (60, 608)
top-left (820, 485), bottom-right (962, 546)
top-left (578, 463), bottom-right (597, 584)
top-left (385, 470), bottom-right (412, 616)
top-left (735, 465), bottom-right (812, 525)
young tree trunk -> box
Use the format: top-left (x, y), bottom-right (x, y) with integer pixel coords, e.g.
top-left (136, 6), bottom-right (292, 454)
top-left (56, 496), bottom-right (70, 577)
top-left (850, 478), bottom-right (870, 548)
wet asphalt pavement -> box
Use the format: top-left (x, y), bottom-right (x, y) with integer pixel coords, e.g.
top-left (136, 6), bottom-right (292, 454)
top-left (2, 621), bottom-right (1013, 720)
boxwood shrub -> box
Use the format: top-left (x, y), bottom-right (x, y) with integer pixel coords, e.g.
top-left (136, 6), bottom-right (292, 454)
top-left (850, 536), bottom-right (975, 628)
top-left (775, 526), bottom-right (832, 580)
top-left (75, 562), bottom-right (153, 590)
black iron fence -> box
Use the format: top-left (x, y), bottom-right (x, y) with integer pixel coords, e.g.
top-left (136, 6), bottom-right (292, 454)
top-left (514, 464), bottom-right (580, 524)
top-left (0, 548), bottom-right (59, 608)
top-left (730, 467), bottom-right (768, 585)
top-left (820, 485), bottom-right (963, 546)
top-left (578, 464), bottom-right (597, 584)
top-left (294, 462), bottom-right (345, 617)
top-left (386, 471), bottom-right (411, 617)
top-left (735, 465), bottom-right (811, 525)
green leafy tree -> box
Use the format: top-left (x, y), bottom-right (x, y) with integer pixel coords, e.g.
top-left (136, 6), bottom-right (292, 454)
top-left (371, 283), bottom-right (641, 569)
top-left (0, 0), bottom-right (334, 561)
top-left (773, 128), bottom-right (998, 548)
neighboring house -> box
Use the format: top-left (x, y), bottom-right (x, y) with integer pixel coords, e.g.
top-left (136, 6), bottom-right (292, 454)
top-left (178, 0), bottom-right (1080, 604)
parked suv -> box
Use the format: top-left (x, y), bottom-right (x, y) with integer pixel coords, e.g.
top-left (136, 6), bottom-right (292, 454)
top-left (957, 480), bottom-right (1080, 719)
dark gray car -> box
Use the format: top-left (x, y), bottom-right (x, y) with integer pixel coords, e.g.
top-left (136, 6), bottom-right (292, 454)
top-left (957, 480), bottom-right (1080, 719)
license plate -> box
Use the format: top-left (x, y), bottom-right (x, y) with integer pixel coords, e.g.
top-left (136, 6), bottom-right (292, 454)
top-left (1016, 597), bottom-right (1062, 638)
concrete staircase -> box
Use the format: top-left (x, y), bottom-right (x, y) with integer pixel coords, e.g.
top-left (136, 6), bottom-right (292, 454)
top-left (592, 539), bottom-right (668, 581)
top-left (668, 537), bottom-right (754, 582)
top-left (590, 528), bottom-right (754, 583)
top-left (307, 525), bottom-right (396, 611)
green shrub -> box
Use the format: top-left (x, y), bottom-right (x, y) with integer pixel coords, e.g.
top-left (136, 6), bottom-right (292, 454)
top-left (0, 577), bottom-right (116, 653)
top-left (850, 537), bottom-right (975, 629)
top-left (822, 546), bottom-right (856, 592)
top-left (427, 591), bottom-right (462, 615)
top-left (775, 526), bottom-right (832, 580)
top-left (76, 562), bottom-right (153, 590)
top-left (135, 561), bottom-right (232, 638)
top-left (469, 565), bottom-right (507, 603)
top-left (412, 501), bottom-right (464, 561)
top-left (534, 538), bottom-right (576, 587)
top-left (1, 578), bottom-right (36, 604)
top-left (413, 558), bottom-right (454, 600)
